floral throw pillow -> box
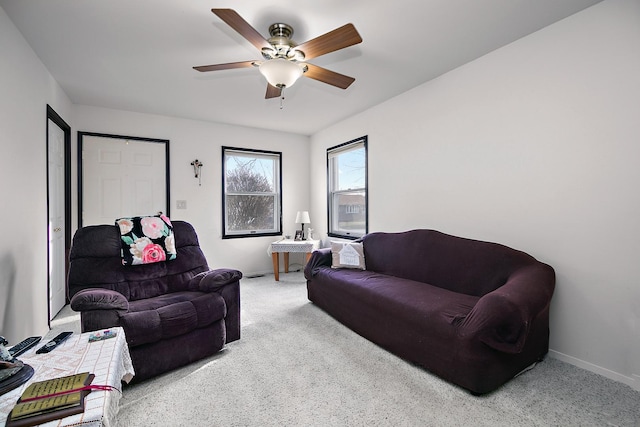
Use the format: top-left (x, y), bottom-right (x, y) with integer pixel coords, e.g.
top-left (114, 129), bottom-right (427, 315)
top-left (116, 215), bottom-right (177, 266)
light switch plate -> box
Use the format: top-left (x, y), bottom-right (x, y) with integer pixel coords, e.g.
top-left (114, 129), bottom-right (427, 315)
top-left (176, 200), bottom-right (187, 209)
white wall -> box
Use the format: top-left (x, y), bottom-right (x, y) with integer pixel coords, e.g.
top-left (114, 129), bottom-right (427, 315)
top-left (310, 0), bottom-right (640, 389)
top-left (72, 105), bottom-right (310, 277)
top-left (0, 6), bottom-right (72, 341)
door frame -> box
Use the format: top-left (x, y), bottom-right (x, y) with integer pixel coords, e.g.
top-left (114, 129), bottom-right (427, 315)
top-left (77, 131), bottom-right (171, 228)
top-left (46, 105), bottom-right (71, 325)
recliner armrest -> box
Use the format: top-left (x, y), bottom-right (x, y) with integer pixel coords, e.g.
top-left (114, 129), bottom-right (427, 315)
top-left (70, 288), bottom-right (129, 311)
top-left (189, 268), bottom-right (243, 292)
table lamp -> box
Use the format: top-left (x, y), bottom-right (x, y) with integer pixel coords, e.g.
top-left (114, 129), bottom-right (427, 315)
top-left (295, 211), bottom-right (310, 240)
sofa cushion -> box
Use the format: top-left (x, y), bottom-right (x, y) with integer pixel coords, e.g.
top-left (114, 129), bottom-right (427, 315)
top-left (312, 267), bottom-right (479, 330)
top-left (116, 215), bottom-right (177, 266)
top-left (330, 241), bottom-right (366, 270)
top-left (121, 291), bottom-right (227, 347)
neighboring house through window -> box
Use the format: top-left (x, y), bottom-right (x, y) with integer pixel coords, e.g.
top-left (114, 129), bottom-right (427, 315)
top-left (327, 136), bottom-right (368, 239)
top-left (222, 147), bottom-right (282, 238)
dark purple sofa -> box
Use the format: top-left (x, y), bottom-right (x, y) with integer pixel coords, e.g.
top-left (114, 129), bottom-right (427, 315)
top-left (68, 220), bottom-right (241, 382)
top-left (305, 229), bottom-right (555, 394)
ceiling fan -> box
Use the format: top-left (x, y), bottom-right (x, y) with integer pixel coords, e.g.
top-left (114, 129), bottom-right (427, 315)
top-left (193, 9), bottom-right (363, 99)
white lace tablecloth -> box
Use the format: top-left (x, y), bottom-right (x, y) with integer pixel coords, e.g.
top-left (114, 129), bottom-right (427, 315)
top-left (0, 327), bottom-right (134, 427)
top-left (268, 239), bottom-right (320, 255)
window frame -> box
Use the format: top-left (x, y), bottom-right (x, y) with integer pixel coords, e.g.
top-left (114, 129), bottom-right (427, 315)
top-left (327, 136), bottom-right (368, 240)
top-left (222, 146), bottom-right (282, 239)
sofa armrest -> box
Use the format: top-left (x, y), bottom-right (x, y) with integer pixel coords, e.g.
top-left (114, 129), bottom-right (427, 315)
top-left (458, 263), bottom-right (555, 354)
top-left (304, 248), bottom-right (332, 280)
top-left (70, 288), bottom-right (129, 312)
top-left (189, 268), bottom-right (243, 293)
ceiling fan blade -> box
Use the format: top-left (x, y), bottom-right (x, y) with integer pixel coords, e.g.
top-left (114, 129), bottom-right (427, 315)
top-left (295, 24), bottom-right (362, 60)
top-left (303, 64), bottom-right (356, 89)
top-left (265, 84), bottom-right (282, 99)
top-left (212, 9), bottom-right (272, 52)
top-left (193, 61), bottom-right (256, 72)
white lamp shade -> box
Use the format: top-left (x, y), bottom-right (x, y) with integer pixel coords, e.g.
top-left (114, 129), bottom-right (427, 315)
top-left (295, 211), bottom-right (310, 224)
top-left (259, 59), bottom-right (304, 88)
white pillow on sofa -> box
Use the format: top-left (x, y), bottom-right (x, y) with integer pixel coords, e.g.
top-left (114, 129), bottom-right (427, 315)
top-left (331, 241), bottom-right (366, 270)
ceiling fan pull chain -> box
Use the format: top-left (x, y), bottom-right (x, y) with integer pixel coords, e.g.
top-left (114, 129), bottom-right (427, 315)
top-left (280, 88), bottom-right (285, 109)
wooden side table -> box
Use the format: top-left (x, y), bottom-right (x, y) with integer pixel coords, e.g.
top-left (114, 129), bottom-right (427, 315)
top-left (269, 239), bottom-right (320, 281)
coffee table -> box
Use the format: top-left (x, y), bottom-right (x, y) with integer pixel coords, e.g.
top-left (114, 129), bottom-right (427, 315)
top-left (0, 327), bottom-right (134, 427)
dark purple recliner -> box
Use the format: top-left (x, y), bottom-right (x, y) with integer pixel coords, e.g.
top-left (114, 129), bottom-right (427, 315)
top-left (68, 220), bottom-right (241, 382)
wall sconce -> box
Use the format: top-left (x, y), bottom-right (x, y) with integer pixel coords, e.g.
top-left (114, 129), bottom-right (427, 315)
top-left (191, 159), bottom-right (203, 186)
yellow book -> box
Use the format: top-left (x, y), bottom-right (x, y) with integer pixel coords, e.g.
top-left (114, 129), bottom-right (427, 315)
top-left (7, 372), bottom-right (94, 427)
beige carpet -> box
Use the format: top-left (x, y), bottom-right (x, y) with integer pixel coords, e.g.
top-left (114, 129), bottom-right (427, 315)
top-left (52, 272), bottom-right (640, 426)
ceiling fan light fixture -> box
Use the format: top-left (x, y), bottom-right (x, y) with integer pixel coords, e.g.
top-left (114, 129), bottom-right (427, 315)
top-left (198, 10), bottom-right (362, 99)
top-left (259, 58), bottom-right (304, 88)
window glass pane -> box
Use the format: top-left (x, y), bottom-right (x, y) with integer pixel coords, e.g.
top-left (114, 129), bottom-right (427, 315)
top-left (335, 146), bottom-right (366, 191)
top-left (332, 191), bottom-right (366, 237)
top-left (225, 153), bottom-right (275, 193)
top-left (226, 195), bottom-right (276, 232)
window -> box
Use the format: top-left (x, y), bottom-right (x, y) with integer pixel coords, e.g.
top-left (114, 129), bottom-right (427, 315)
top-left (327, 136), bottom-right (368, 239)
top-left (222, 147), bottom-right (282, 238)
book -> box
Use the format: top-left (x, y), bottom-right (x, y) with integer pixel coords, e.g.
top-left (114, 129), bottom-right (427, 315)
top-left (6, 372), bottom-right (94, 427)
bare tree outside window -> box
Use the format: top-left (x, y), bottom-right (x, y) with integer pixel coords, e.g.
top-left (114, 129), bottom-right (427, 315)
top-left (226, 158), bottom-right (274, 231)
top-left (223, 147), bottom-right (282, 238)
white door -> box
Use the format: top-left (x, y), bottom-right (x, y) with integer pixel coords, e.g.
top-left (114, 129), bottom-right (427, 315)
top-left (48, 118), bottom-right (66, 319)
top-left (82, 136), bottom-right (167, 226)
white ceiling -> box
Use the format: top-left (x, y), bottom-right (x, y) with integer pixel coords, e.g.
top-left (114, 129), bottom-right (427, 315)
top-left (1, 0), bottom-right (602, 135)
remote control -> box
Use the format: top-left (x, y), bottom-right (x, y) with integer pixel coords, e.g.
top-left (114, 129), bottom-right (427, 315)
top-left (8, 336), bottom-right (42, 357)
top-left (36, 331), bottom-right (73, 354)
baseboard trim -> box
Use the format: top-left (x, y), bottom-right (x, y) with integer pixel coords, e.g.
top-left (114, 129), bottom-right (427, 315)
top-left (548, 350), bottom-right (640, 391)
